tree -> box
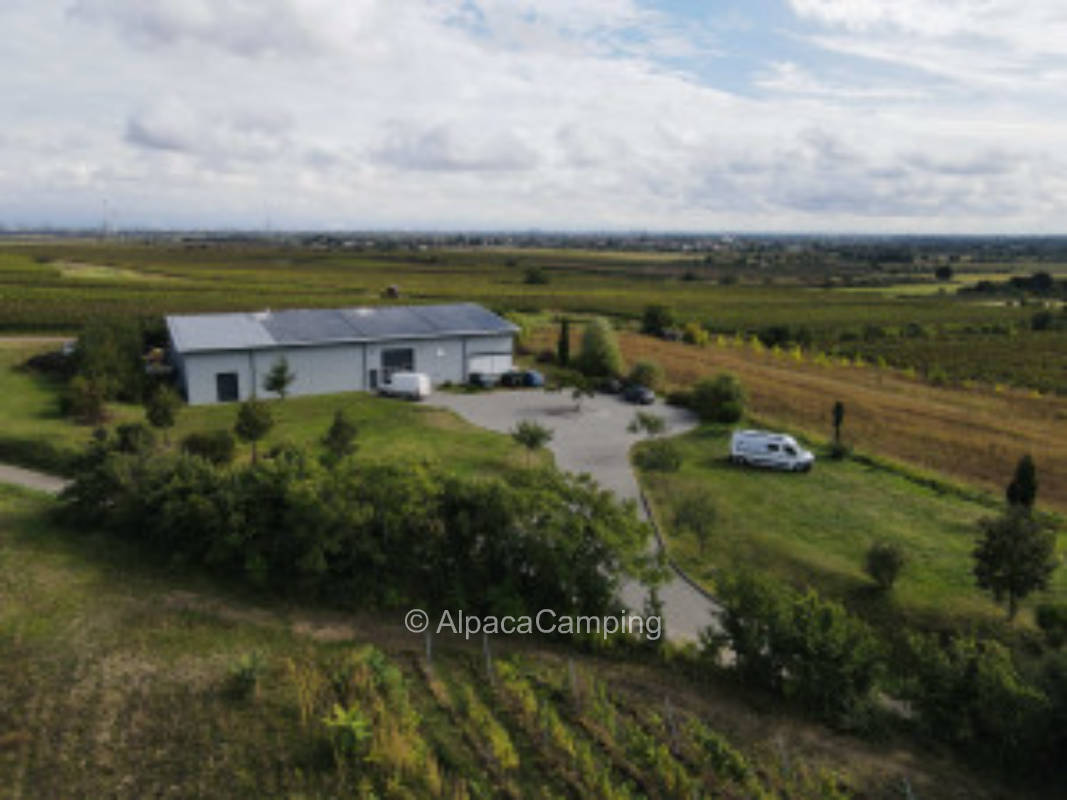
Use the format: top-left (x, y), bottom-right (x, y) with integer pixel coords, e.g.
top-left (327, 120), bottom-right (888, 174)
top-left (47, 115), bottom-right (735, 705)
top-left (144, 384), bottom-right (182, 444)
top-left (264, 357), bottom-right (296, 400)
top-left (935, 265), bottom-right (954, 281)
top-left (322, 409), bottom-right (358, 465)
top-left (973, 508), bottom-right (1058, 619)
top-left (627, 360), bottom-right (664, 391)
top-left (641, 304), bottom-right (675, 337)
top-left (511, 420), bottom-right (553, 466)
top-left (690, 374), bottom-right (745, 423)
top-left (628, 411), bottom-right (666, 437)
top-left (1006, 454), bottom-right (1038, 511)
top-left (674, 492), bottom-right (717, 556)
top-left (234, 399), bottom-right (274, 463)
top-left (682, 321), bottom-right (709, 346)
top-left (566, 374), bottom-right (596, 412)
top-left (66, 375), bottom-right (107, 424)
top-left (576, 317), bottom-right (623, 377)
top-left (181, 430), bottom-right (236, 466)
top-left (832, 400), bottom-right (845, 445)
top-left (865, 541), bottom-right (905, 591)
top-left (557, 317), bottom-right (571, 366)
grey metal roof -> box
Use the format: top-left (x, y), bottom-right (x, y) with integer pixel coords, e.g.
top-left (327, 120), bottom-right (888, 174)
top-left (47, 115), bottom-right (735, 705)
top-left (166, 303), bottom-right (517, 355)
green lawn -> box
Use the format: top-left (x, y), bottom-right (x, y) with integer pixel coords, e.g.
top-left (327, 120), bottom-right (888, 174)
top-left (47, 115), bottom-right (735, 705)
top-left (636, 425), bottom-right (1067, 635)
top-left (0, 342), bottom-right (547, 477)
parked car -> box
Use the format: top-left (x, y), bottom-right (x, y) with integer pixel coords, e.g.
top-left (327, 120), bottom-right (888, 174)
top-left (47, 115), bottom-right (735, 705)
top-left (522, 369), bottom-right (544, 387)
top-left (729, 429), bottom-right (814, 472)
top-left (622, 384), bottom-right (655, 405)
top-left (498, 371), bottom-right (525, 388)
top-left (380, 371), bottom-right (431, 400)
top-left (468, 371), bottom-right (501, 389)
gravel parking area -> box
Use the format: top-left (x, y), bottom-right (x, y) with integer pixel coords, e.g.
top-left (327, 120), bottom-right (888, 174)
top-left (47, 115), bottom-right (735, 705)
top-left (431, 388), bottom-right (721, 642)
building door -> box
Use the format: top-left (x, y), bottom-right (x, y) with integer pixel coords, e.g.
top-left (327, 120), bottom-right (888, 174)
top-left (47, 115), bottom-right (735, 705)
top-left (381, 347), bottom-right (414, 383)
top-left (216, 372), bottom-right (239, 402)
top-left (369, 369), bottom-right (378, 390)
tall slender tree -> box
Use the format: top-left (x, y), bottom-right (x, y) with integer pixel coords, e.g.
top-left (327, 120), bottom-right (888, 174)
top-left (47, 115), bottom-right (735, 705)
top-left (264, 357), bottom-right (296, 400)
top-left (557, 317), bottom-right (571, 366)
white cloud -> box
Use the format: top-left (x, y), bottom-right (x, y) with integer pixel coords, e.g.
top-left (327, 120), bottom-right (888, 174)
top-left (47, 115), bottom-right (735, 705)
top-left (0, 1), bottom-right (1063, 232)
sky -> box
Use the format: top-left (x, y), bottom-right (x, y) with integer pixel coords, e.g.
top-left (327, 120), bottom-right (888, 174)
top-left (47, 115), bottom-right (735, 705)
top-left (3, 0), bottom-right (1067, 233)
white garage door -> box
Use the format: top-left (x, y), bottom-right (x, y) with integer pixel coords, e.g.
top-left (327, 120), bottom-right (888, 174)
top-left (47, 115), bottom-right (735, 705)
top-left (468, 354), bottom-right (512, 375)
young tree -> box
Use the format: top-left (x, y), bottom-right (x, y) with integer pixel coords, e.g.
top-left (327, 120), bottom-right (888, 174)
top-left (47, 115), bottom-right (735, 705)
top-left (690, 373), bottom-right (745, 423)
top-left (1006, 454), bottom-right (1038, 511)
top-left (865, 541), bottom-right (905, 591)
top-left (832, 400), bottom-right (845, 445)
top-left (576, 317), bottom-right (623, 377)
top-left (674, 492), bottom-right (717, 556)
top-left (322, 409), bottom-right (358, 465)
top-left (264, 357), bottom-right (296, 400)
top-left (234, 399), bottom-right (274, 463)
top-left (973, 508), bottom-right (1058, 620)
top-left (557, 317), bottom-right (571, 366)
top-left (641, 304), bottom-right (675, 337)
top-left (568, 374), bottom-right (596, 412)
top-left (628, 411), bottom-right (666, 437)
top-left (144, 384), bottom-right (182, 444)
top-left (511, 420), bottom-right (553, 466)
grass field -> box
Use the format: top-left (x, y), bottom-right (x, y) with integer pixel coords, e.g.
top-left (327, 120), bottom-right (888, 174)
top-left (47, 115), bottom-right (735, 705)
top-left (635, 426), bottom-right (1067, 636)
top-left (0, 485), bottom-right (1036, 799)
top-left (0, 341), bottom-right (549, 477)
top-left (579, 330), bottom-right (1067, 513)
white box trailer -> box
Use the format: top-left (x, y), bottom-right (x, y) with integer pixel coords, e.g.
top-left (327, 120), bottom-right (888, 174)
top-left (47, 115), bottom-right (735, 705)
top-left (730, 429), bottom-right (815, 472)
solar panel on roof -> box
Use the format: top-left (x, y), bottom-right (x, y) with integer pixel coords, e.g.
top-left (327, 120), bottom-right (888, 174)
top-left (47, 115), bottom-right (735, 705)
top-left (166, 303), bottom-right (517, 353)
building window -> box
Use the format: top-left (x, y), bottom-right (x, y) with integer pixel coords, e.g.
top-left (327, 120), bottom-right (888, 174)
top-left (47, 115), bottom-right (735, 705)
top-left (216, 372), bottom-right (239, 402)
top-left (381, 347), bottom-right (415, 382)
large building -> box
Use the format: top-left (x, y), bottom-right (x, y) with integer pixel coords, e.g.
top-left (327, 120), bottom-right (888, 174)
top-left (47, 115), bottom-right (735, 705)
top-left (166, 303), bottom-right (517, 405)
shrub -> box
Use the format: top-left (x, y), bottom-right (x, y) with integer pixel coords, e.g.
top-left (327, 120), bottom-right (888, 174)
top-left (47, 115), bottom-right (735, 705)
top-left (865, 542), bottom-right (905, 591)
top-left (65, 375), bottom-right (107, 424)
top-left (226, 651), bottom-right (266, 701)
top-left (115, 422), bottom-right (156, 454)
top-left (1036, 603), bottom-right (1067, 648)
top-left (641, 304), bottom-right (675, 337)
top-left (627, 360), bottom-right (664, 390)
top-left (535, 348), bottom-right (556, 365)
top-left (182, 430), bottom-right (237, 466)
top-left (665, 390), bottom-right (692, 408)
top-left (682, 321), bottom-right (709, 346)
top-left (633, 440), bottom-right (682, 472)
top-left (576, 317), bottom-right (624, 377)
top-left (523, 267), bottom-right (549, 285)
top-left (690, 374), bottom-right (745, 423)
top-left (828, 441), bottom-right (850, 461)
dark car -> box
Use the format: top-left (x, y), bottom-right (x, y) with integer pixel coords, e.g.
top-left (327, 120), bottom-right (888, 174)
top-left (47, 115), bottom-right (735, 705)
top-left (599, 377), bottom-right (623, 394)
top-left (522, 369), bottom-right (544, 387)
top-left (498, 371), bottom-right (525, 388)
top-left (622, 384), bottom-right (655, 405)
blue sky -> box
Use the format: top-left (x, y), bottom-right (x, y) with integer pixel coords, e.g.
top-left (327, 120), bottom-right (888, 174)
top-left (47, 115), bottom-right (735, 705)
top-left (2, 0), bottom-right (1066, 232)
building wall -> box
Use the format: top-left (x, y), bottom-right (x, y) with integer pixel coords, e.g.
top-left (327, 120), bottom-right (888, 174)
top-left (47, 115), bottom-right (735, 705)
top-left (178, 332), bottom-right (513, 405)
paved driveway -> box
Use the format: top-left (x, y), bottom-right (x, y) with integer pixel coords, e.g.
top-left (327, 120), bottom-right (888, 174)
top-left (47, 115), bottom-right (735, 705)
top-left (0, 463), bottom-right (70, 494)
top-left (430, 388), bottom-right (721, 643)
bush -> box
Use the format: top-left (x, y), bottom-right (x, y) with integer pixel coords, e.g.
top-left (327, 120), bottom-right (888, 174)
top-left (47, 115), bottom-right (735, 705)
top-left (576, 317), bottom-right (624, 377)
top-left (665, 390), bottom-right (692, 408)
top-left (864, 542), bottom-right (905, 591)
top-left (828, 441), bottom-right (850, 460)
top-left (690, 374), bottom-right (745, 423)
top-left (65, 375), bottom-right (107, 424)
top-left (226, 652), bottom-right (265, 701)
top-left (633, 440), bottom-right (682, 472)
top-left (641, 304), bottom-right (675, 337)
top-left (1036, 603), bottom-right (1067, 648)
top-left (115, 423), bottom-right (156, 454)
top-left (708, 573), bottom-right (883, 724)
top-left (627, 360), bottom-right (664, 391)
top-left (681, 321), bottom-right (709, 346)
top-left (535, 349), bottom-right (556, 365)
top-left (523, 267), bottom-right (549, 285)
top-left (182, 430), bottom-right (237, 466)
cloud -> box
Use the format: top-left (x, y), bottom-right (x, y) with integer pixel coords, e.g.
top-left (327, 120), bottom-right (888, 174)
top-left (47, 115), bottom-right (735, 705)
top-left (374, 122), bottom-right (539, 172)
top-left (755, 61), bottom-right (926, 100)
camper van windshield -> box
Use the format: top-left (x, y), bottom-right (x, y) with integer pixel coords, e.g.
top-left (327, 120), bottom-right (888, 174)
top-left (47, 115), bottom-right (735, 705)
top-left (785, 446), bottom-right (797, 456)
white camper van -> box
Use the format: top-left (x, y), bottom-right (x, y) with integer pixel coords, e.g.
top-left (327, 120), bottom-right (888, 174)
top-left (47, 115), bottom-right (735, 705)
top-left (729, 429), bottom-right (815, 472)
top-left (380, 371), bottom-right (431, 400)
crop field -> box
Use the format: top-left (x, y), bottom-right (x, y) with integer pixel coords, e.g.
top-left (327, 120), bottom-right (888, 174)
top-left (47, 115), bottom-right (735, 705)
top-left (4, 240), bottom-right (1066, 394)
top-left (558, 330), bottom-right (1067, 513)
top-left (635, 426), bottom-right (1067, 636)
top-left (0, 486), bottom-right (1023, 799)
